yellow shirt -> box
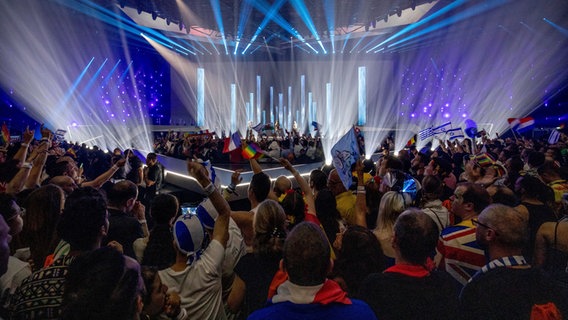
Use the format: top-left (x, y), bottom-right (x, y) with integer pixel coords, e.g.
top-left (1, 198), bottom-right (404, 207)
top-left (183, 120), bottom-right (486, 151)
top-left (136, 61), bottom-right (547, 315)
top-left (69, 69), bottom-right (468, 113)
top-left (335, 191), bottom-right (357, 225)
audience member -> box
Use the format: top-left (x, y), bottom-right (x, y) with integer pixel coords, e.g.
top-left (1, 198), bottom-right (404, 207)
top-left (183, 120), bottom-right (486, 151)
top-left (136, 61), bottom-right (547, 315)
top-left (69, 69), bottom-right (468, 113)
top-left (436, 182), bottom-right (491, 286)
top-left (231, 199), bottom-right (287, 317)
top-left (104, 180), bottom-right (147, 258)
top-left (331, 225), bottom-right (385, 298)
top-left (60, 246), bottom-right (145, 320)
top-left (514, 176), bottom-right (557, 263)
top-left (420, 175), bottom-right (451, 232)
top-left (327, 169), bottom-right (357, 225)
top-left (138, 193), bottom-right (179, 268)
top-left (13, 184), bottom-right (64, 271)
top-left (140, 266), bottom-right (186, 320)
top-left (248, 222), bottom-right (377, 320)
top-left (361, 208), bottom-right (459, 320)
top-left (534, 213), bottom-right (568, 288)
top-left (157, 160), bottom-right (230, 319)
top-left (10, 187), bottom-right (109, 320)
top-left (373, 191), bottom-right (411, 266)
top-left (460, 204), bottom-right (568, 319)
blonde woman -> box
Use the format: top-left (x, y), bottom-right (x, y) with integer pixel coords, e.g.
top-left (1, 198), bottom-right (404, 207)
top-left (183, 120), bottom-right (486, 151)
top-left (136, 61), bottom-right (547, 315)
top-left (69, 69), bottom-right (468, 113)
top-left (373, 191), bottom-right (412, 266)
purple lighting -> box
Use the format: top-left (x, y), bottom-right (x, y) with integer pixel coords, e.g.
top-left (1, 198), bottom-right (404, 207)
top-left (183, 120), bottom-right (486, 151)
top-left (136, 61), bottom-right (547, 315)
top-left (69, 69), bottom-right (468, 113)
top-left (462, 113), bottom-right (467, 118)
top-left (72, 122), bottom-right (77, 127)
top-left (444, 113), bottom-right (450, 118)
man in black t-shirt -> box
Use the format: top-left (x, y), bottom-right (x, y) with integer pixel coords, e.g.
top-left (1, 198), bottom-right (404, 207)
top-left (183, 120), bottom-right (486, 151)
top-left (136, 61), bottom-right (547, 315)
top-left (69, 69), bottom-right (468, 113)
top-left (142, 152), bottom-right (163, 206)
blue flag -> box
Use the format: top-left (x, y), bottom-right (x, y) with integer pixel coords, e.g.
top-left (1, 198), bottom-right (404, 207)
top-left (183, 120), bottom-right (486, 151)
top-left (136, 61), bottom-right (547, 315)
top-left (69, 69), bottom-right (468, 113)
top-left (331, 128), bottom-right (360, 190)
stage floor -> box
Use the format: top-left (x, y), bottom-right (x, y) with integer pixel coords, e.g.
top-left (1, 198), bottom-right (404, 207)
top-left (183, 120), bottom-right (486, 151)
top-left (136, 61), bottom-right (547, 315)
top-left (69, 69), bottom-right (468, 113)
top-left (156, 154), bottom-right (324, 202)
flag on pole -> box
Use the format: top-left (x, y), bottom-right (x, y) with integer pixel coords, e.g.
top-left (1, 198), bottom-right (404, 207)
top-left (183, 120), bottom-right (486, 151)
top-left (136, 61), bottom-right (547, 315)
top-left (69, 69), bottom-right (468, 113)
top-left (202, 160), bottom-right (220, 188)
top-left (223, 132), bottom-right (241, 153)
top-left (406, 135), bottom-right (416, 147)
top-left (516, 117), bottom-right (535, 133)
top-left (445, 127), bottom-right (465, 141)
top-left (418, 128), bottom-right (433, 142)
top-left (331, 128), bottom-right (360, 190)
top-left (431, 121), bottom-right (452, 135)
top-left (311, 121), bottom-right (321, 131)
top-left (548, 130), bottom-right (561, 144)
top-left (508, 117), bottom-right (535, 133)
top-left (241, 142), bottom-right (263, 160)
top-left (251, 123), bottom-right (263, 132)
top-left (1, 123), bottom-right (9, 145)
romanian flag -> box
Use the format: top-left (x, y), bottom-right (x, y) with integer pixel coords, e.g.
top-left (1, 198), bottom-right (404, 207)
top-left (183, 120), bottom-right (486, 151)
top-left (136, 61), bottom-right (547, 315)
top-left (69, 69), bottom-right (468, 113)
top-left (1, 123), bottom-right (9, 145)
top-left (241, 142), bottom-right (263, 159)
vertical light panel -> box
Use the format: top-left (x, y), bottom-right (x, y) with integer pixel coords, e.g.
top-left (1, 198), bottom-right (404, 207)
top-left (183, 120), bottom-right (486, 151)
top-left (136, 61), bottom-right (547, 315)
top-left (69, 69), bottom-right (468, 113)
top-left (270, 86), bottom-right (274, 123)
top-left (301, 75), bottom-right (306, 131)
top-left (358, 66), bottom-right (367, 126)
top-left (231, 84), bottom-right (236, 133)
top-left (288, 86), bottom-right (292, 129)
top-left (262, 110), bottom-right (266, 124)
top-left (278, 93), bottom-right (283, 125)
top-left (197, 68), bottom-right (205, 127)
top-left (308, 92), bottom-right (313, 133)
top-left (246, 102), bottom-right (251, 124)
top-left (249, 93), bottom-right (254, 123)
top-left (256, 75), bottom-right (261, 124)
top-left (326, 83), bottom-right (332, 130)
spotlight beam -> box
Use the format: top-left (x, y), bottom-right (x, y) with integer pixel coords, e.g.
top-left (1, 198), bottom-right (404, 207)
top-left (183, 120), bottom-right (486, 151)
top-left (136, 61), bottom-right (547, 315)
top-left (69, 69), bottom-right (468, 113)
top-left (388, 0), bottom-right (508, 48)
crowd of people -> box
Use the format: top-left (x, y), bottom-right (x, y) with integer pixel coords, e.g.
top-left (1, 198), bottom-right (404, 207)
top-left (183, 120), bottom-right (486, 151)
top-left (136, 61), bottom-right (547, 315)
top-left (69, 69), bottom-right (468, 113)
top-left (152, 129), bottom-right (328, 164)
top-left (0, 123), bottom-right (567, 319)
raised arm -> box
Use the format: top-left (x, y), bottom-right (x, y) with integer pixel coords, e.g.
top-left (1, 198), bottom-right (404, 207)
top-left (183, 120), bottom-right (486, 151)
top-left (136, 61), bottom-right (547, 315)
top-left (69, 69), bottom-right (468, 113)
top-left (12, 126), bottom-right (35, 165)
top-left (354, 158), bottom-right (368, 227)
top-left (82, 158), bottom-right (126, 189)
top-left (187, 160), bottom-right (230, 248)
top-left (279, 158), bottom-right (315, 216)
top-left (24, 140), bottom-right (50, 189)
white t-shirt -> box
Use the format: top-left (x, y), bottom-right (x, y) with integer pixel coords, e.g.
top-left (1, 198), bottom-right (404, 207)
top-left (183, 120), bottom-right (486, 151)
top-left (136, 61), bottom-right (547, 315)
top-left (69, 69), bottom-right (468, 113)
top-left (159, 240), bottom-right (227, 320)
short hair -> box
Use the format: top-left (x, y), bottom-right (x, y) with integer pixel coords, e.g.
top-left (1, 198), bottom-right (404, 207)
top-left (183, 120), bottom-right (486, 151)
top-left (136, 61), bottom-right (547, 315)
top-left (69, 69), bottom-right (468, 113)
top-left (459, 182), bottom-right (491, 213)
top-left (107, 180), bottom-right (138, 207)
top-left (283, 222), bottom-right (330, 286)
top-left (0, 193), bottom-right (18, 221)
top-left (146, 152), bottom-right (157, 161)
top-left (527, 151), bottom-right (545, 168)
top-left (393, 208), bottom-right (439, 265)
top-left (280, 189), bottom-right (305, 226)
top-left (250, 172), bottom-right (271, 202)
top-left (384, 156), bottom-right (404, 171)
top-left (57, 187), bottom-right (108, 251)
top-left (333, 225), bottom-right (385, 296)
top-left (309, 169), bottom-right (328, 191)
top-left (150, 194), bottom-right (179, 225)
top-left (274, 176), bottom-right (292, 196)
top-left (431, 157), bottom-right (452, 177)
top-left (253, 199), bottom-right (287, 256)
top-left (421, 175), bottom-right (443, 201)
top-left (518, 175), bottom-right (554, 203)
top-left (480, 204), bottom-right (528, 248)
top-left (61, 247), bottom-right (143, 320)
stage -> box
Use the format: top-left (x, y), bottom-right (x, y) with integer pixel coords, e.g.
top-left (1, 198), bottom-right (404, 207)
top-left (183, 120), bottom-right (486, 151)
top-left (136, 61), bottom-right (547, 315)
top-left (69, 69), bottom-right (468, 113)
top-left (155, 153), bottom-right (324, 204)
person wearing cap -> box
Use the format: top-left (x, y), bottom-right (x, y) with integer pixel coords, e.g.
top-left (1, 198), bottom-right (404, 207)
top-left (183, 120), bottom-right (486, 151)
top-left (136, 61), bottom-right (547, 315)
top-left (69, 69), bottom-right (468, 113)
top-left (158, 160), bottom-right (231, 319)
top-left (195, 197), bottom-right (246, 316)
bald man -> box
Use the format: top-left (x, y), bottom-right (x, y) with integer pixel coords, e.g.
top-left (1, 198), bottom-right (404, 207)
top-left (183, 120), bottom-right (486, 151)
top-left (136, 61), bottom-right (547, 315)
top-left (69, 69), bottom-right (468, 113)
top-left (460, 204), bottom-right (568, 319)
